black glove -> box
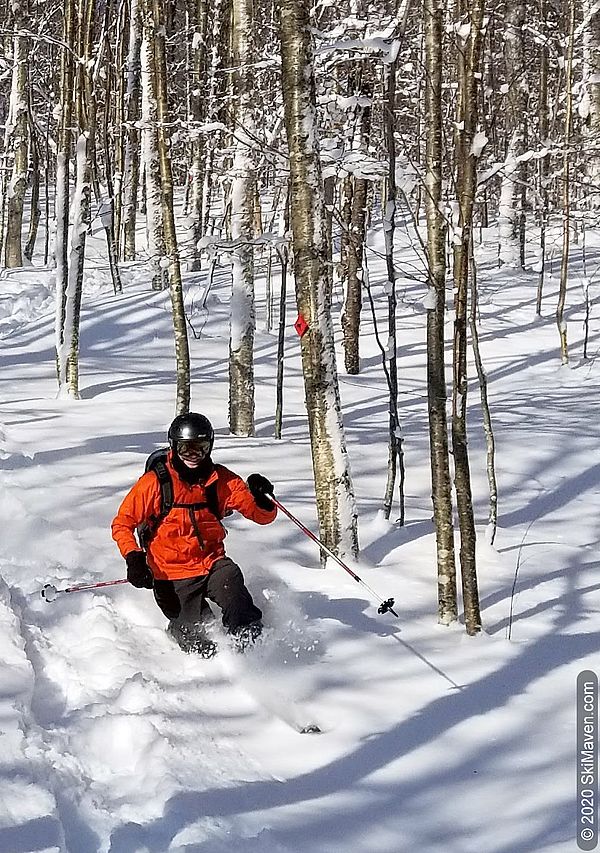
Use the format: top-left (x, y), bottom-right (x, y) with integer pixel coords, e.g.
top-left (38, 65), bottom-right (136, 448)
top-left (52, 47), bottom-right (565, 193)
top-left (126, 551), bottom-right (154, 589)
top-left (247, 473), bottom-right (275, 511)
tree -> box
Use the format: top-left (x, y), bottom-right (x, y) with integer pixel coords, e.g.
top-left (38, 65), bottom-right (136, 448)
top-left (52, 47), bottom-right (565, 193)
top-left (122, 0), bottom-right (143, 261)
top-left (147, 0), bottom-right (191, 413)
top-left (278, 0), bottom-right (359, 558)
top-left (557, 0), bottom-right (576, 365)
top-left (186, 0), bottom-right (209, 270)
top-left (228, 0), bottom-right (256, 437)
top-left (497, 3), bottom-right (527, 266)
top-left (340, 14), bottom-right (373, 376)
top-left (582, 0), bottom-right (600, 195)
top-left (140, 0), bottom-right (168, 290)
top-left (451, 0), bottom-right (485, 635)
top-left (64, 0), bottom-right (96, 399)
top-left (4, 0), bottom-right (29, 268)
top-left (55, 0), bottom-right (77, 395)
top-left (424, 0), bottom-right (457, 625)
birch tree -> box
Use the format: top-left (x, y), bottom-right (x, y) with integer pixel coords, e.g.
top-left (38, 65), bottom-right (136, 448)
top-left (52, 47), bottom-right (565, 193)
top-left (582, 0), bottom-right (600, 195)
top-left (140, 0), bottom-right (167, 290)
top-left (451, 0), bottom-right (485, 635)
top-left (381, 28), bottom-right (405, 524)
top-left (55, 0), bottom-right (77, 394)
top-left (186, 0), bottom-right (209, 270)
top-left (536, 0), bottom-right (549, 314)
top-left (278, 0), bottom-right (359, 558)
top-left (340, 15), bottom-right (372, 375)
top-left (497, 3), bottom-right (527, 266)
top-left (557, 0), bottom-right (576, 365)
top-left (4, 0), bottom-right (29, 268)
top-left (200, 0), bottom-right (229, 241)
top-left (228, 0), bottom-right (256, 437)
top-left (122, 0), bottom-right (143, 260)
top-left (424, 0), bottom-right (458, 625)
top-left (147, 0), bottom-right (191, 413)
top-left (59, 0), bottom-right (95, 398)
top-left (23, 110), bottom-right (41, 262)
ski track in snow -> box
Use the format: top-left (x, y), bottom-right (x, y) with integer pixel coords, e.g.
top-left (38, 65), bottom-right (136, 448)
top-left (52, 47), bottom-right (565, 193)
top-left (0, 564), bottom-right (303, 853)
top-left (1, 233), bottom-right (599, 852)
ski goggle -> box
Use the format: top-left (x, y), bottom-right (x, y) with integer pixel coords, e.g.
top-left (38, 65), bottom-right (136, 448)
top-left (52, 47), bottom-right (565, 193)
top-left (177, 439), bottom-right (211, 457)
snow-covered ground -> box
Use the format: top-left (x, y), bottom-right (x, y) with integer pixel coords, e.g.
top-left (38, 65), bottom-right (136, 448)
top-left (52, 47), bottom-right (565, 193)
top-left (0, 222), bottom-right (598, 853)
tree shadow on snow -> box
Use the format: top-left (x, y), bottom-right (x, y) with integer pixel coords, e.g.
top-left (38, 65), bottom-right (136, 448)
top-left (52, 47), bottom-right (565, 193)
top-left (0, 815), bottom-right (65, 853)
top-left (107, 603), bottom-right (595, 853)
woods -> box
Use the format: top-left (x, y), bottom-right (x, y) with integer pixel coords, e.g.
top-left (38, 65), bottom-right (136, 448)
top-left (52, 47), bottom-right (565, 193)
top-left (0, 0), bottom-right (596, 631)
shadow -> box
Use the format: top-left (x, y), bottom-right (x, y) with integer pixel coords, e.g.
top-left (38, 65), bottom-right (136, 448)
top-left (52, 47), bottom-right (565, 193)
top-left (361, 518), bottom-right (434, 564)
top-left (107, 622), bottom-right (591, 853)
top-left (0, 816), bottom-right (64, 853)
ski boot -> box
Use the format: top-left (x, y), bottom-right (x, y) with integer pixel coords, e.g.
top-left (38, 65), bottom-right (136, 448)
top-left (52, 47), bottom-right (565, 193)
top-left (231, 620), bottom-right (263, 652)
top-left (168, 621), bottom-right (218, 658)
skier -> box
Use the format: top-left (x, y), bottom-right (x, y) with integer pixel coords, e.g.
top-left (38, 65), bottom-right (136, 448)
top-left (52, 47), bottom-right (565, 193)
top-left (111, 412), bottom-right (276, 655)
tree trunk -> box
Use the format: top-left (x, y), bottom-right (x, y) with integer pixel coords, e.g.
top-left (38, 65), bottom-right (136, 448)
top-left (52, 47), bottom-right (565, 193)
top-left (4, 1), bottom-right (29, 268)
top-left (141, 0), bottom-right (168, 290)
top-left (66, 132), bottom-right (92, 399)
top-left (557, 0), bottom-right (575, 365)
top-left (451, 0), bottom-right (485, 635)
top-left (497, 2), bottom-right (526, 266)
top-left (382, 51), bottom-right (404, 524)
top-left (424, 0), bottom-right (458, 625)
top-left (65, 0), bottom-right (96, 399)
top-left (55, 0), bottom-right (77, 392)
top-left (536, 0), bottom-right (549, 315)
top-left (24, 105), bottom-right (41, 262)
top-left (278, 0), bottom-right (359, 559)
top-left (201, 0), bottom-right (229, 240)
top-left (583, 0), bottom-right (600, 197)
top-left (275, 243), bottom-right (288, 440)
top-left (187, 0), bottom-right (209, 270)
top-left (123, 0), bottom-right (143, 261)
top-left (341, 49), bottom-right (372, 376)
top-left (469, 247), bottom-right (498, 546)
top-left (148, 0), bottom-right (191, 414)
top-left (228, 0), bottom-right (256, 436)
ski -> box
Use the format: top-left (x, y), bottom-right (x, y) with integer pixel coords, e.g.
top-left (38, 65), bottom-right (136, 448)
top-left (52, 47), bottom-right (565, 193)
top-left (217, 647), bottom-right (323, 735)
top-left (233, 672), bottom-right (323, 735)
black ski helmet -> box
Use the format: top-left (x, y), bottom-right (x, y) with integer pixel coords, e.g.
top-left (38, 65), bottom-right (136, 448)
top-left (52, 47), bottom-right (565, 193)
top-left (168, 412), bottom-right (214, 452)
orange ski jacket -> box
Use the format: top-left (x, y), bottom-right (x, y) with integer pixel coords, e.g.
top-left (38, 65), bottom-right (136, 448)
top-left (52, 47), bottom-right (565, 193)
top-left (111, 454), bottom-right (277, 580)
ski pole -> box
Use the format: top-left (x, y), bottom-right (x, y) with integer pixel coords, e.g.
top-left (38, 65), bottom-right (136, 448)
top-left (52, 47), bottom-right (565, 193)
top-left (268, 495), bottom-right (398, 618)
top-left (40, 578), bottom-right (129, 603)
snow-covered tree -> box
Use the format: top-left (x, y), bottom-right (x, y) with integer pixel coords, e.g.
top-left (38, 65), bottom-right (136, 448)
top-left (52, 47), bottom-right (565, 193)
top-left (122, 0), bottom-right (143, 261)
top-left (140, 0), bottom-right (168, 291)
top-left (582, 0), bottom-right (600, 194)
top-left (145, 0), bottom-right (191, 414)
top-left (228, 0), bottom-right (256, 437)
top-left (54, 0), bottom-right (77, 395)
top-left (424, 0), bottom-right (457, 626)
top-left (451, 0), bottom-right (486, 636)
top-left (497, 3), bottom-right (528, 267)
top-left (3, 0), bottom-right (29, 268)
top-left (279, 0), bottom-right (359, 559)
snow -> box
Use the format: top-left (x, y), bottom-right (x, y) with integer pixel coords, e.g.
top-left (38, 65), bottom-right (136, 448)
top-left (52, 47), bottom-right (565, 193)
top-left (0, 216), bottom-right (599, 853)
top-left (470, 130), bottom-right (488, 158)
top-left (422, 286), bottom-right (437, 309)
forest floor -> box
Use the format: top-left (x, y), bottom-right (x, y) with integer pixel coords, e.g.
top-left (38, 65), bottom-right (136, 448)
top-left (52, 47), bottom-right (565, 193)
top-left (0, 221), bottom-right (598, 852)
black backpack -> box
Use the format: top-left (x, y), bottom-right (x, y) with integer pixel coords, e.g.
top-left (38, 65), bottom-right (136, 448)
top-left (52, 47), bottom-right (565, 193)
top-left (136, 448), bottom-right (222, 551)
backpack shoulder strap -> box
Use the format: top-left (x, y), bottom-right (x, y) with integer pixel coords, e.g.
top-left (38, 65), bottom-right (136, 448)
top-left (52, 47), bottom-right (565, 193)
top-left (205, 481), bottom-right (221, 520)
top-left (136, 450), bottom-right (173, 550)
top-left (153, 457), bottom-right (174, 519)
